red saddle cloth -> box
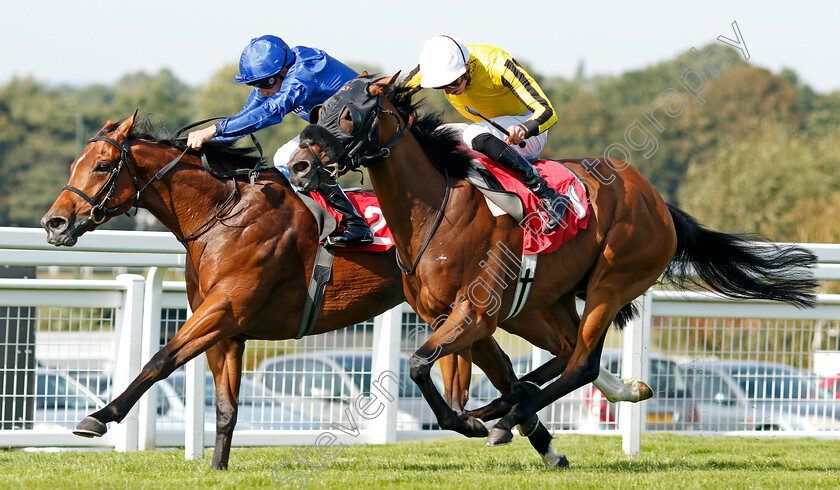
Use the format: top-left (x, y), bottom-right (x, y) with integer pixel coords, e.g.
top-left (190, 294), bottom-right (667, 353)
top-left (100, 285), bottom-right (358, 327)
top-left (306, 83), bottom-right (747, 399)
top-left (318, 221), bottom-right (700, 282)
top-left (309, 190), bottom-right (395, 252)
top-left (475, 154), bottom-right (590, 255)
top-left (310, 157), bottom-right (589, 255)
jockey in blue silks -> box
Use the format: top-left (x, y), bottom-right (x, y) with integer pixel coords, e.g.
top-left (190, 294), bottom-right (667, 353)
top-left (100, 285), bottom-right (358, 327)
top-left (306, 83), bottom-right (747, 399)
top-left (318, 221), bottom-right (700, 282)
top-left (187, 35), bottom-right (373, 247)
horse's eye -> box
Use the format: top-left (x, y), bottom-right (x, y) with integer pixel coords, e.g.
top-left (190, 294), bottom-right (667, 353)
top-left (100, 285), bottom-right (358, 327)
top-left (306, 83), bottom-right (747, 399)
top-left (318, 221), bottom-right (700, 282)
top-left (339, 107), bottom-right (355, 134)
top-left (94, 162), bottom-right (110, 173)
top-left (341, 105), bottom-right (364, 135)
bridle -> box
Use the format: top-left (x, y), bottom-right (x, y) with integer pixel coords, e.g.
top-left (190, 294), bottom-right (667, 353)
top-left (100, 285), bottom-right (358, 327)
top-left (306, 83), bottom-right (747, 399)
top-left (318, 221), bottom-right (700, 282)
top-left (61, 119), bottom-right (271, 242)
top-left (61, 135), bottom-right (147, 228)
top-left (307, 79), bottom-right (415, 178)
top-left (306, 78), bottom-right (449, 275)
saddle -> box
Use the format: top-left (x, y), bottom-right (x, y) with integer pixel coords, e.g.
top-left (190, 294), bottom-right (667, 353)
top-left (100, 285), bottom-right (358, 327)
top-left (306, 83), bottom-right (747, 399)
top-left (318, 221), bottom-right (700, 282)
top-left (464, 154), bottom-right (591, 256)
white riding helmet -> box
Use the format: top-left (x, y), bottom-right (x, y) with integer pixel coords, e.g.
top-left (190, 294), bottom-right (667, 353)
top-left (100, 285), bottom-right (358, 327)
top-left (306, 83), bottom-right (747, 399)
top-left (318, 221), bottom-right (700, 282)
top-left (419, 35), bottom-right (470, 88)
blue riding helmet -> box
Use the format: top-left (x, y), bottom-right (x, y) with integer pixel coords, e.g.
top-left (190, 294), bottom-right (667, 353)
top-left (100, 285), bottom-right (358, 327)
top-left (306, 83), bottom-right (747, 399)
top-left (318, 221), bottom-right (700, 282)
top-left (233, 35), bottom-right (292, 84)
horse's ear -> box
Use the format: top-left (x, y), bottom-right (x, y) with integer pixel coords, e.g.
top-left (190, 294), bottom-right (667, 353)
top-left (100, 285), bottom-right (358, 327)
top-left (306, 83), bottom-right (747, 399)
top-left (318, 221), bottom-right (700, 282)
top-left (98, 120), bottom-right (117, 133)
top-left (358, 71), bottom-right (369, 78)
top-left (113, 110), bottom-right (139, 140)
top-left (369, 72), bottom-right (401, 96)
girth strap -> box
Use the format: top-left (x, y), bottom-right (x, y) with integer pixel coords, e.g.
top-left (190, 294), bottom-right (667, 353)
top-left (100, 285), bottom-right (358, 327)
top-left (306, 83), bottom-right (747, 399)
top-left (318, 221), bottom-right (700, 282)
top-left (295, 244), bottom-right (336, 339)
top-left (502, 253), bottom-right (538, 322)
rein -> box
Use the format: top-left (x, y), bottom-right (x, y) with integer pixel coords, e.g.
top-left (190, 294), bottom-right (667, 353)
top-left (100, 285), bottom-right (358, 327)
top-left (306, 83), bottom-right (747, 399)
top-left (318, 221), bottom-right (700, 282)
top-left (340, 89), bottom-right (443, 275)
top-left (63, 117), bottom-right (275, 242)
top-left (311, 78), bottom-right (443, 275)
top-left (175, 117), bottom-right (274, 184)
top-left (172, 118), bottom-right (275, 242)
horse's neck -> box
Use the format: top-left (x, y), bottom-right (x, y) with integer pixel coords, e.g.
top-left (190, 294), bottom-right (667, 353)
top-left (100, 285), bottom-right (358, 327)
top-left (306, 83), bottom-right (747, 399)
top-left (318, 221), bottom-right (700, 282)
top-left (131, 144), bottom-right (241, 244)
top-left (366, 134), bottom-right (452, 259)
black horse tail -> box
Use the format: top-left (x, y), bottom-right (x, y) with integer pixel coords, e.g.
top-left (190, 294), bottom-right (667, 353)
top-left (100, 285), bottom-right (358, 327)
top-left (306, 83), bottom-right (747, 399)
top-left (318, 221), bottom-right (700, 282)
top-left (661, 204), bottom-right (818, 308)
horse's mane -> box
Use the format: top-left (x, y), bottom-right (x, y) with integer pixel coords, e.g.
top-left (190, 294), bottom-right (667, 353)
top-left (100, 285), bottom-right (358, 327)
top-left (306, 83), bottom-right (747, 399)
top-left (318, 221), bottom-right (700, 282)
top-left (386, 83), bottom-right (474, 178)
top-left (99, 115), bottom-right (266, 169)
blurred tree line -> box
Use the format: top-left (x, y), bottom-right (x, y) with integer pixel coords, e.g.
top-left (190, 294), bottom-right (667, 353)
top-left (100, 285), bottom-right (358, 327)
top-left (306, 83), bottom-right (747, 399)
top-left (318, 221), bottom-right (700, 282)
top-left (1, 44), bottom-right (839, 244)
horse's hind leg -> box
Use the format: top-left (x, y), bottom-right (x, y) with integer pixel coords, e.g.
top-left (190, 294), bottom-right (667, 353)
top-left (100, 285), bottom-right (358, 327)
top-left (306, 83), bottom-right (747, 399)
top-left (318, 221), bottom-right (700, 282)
top-left (206, 336), bottom-right (246, 470)
top-left (470, 335), bottom-right (568, 468)
top-left (471, 296), bottom-right (652, 422)
top-left (486, 292), bottom-right (620, 446)
top-left (488, 245), bottom-right (671, 447)
top-left (524, 299), bottom-right (651, 402)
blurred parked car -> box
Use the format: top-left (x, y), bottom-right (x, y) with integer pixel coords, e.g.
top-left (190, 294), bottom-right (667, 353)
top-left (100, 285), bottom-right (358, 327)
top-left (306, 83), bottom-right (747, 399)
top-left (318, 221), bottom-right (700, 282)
top-left (467, 350), bottom-right (697, 431)
top-left (253, 351), bottom-right (438, 430)
top-left (78, 371), bottom-right (317, 432)
top-left (820, 373), bottom-right (840, 399)
top-left (164, 371), bottom-right (319, 431)
top-left (682, 360), bottom-right (840, 431)
top-left (34, 369), bottom-right (106, 430)
top-left (73, 372), bottom-right (112, 398)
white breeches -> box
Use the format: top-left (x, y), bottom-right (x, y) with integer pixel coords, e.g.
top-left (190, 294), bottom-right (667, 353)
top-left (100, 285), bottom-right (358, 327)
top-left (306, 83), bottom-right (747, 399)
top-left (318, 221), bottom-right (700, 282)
top-left (452, 112), bottom-right (547, 160)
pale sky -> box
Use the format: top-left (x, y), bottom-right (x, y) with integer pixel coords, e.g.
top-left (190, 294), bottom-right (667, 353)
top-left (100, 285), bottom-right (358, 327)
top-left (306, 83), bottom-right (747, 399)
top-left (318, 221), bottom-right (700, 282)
top-left (1, 0), bottom-right (838, 93)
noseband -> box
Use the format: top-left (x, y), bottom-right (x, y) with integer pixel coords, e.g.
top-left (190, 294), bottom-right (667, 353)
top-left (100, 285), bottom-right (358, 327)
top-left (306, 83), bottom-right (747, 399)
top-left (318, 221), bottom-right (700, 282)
top-left (62, 135), bottom-right (141, 225)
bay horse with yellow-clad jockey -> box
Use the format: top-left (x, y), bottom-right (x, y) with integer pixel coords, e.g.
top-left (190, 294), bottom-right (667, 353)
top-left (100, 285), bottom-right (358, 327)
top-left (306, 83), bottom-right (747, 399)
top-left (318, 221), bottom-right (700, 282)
top-left (285, 74), bottom-right (817, 462)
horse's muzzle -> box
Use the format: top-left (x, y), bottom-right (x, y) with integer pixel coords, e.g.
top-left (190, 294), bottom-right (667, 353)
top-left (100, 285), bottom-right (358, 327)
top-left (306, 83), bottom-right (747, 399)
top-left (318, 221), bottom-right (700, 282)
top-left (287, 155), bottom-right (321, 191)
top-left (41, 212), bottom-right (86, 247)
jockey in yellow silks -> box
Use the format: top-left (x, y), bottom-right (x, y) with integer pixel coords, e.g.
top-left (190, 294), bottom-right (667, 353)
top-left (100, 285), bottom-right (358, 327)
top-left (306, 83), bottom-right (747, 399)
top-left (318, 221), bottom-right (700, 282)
top-left (405, 35), bottom-right (567, 231)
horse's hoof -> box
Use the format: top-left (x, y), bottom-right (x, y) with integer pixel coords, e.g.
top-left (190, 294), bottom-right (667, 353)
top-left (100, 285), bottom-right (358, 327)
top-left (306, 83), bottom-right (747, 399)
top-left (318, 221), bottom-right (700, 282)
top-left (463, 415), bottom-right (489, 438)
top-left (485, 426), bottom-right (514, 446)
top-left (73, 416), bottom-right (107, 438)
top-left (542, 451), bottom-right (570, 468)
top-left (517, 414), bottom-right (539, 437)
top-left (637, 380), bottom-right (654, 401)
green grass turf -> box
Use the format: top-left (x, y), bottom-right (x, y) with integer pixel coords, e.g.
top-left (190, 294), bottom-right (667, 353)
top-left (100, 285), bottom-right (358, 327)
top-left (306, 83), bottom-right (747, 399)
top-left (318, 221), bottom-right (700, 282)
top-left (1, 434), bottom-right (838, 489)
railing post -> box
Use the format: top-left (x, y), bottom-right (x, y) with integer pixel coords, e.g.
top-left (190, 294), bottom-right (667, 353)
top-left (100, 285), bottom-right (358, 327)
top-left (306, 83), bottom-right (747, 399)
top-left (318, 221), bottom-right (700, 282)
top-left (620, 291), bottom-right (651, 455)
top-left (369, 305), bottom-right (403, 443)
top-left (184, 305), bottom-right (205, 460)
top-left (113, 274), bottom-right (145, 452)
top-left (139, 266), bottom-right (167, 450)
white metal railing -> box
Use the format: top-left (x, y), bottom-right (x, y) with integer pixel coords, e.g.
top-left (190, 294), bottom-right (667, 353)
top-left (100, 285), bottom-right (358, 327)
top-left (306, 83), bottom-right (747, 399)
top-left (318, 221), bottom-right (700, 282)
top-left (1, 227), bottom-right (838, 458)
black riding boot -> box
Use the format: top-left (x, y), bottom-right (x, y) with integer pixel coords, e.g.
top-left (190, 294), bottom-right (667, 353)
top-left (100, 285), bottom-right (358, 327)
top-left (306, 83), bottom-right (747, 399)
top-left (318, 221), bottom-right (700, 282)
top-left (472, 134), bottom-right (569, 232)
top-left (318, 180), bottom-right (374, 247)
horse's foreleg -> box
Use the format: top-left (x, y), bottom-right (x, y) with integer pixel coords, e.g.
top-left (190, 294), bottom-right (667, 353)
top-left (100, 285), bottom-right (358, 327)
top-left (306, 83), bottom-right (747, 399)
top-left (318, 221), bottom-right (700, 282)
top-left (74, 292), bottom-right (239, 438)
top-left (206, 337), bottom-right (245, 470)
top-left (477, 297), bottom-right (653, 420)
top-left (469, 307), bottom-right (574, 421)
top-left (409, 306), bottom-right (493, 438)
top-left (438, 350), bottom-right (472, 412)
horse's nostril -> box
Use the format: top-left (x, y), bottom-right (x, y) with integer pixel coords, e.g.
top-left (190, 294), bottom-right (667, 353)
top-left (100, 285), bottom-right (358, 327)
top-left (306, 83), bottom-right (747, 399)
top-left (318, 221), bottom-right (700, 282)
top-left (292, 161), bottom-right (311, 174)
top-left (45, 216), bottom-right (68, 233)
